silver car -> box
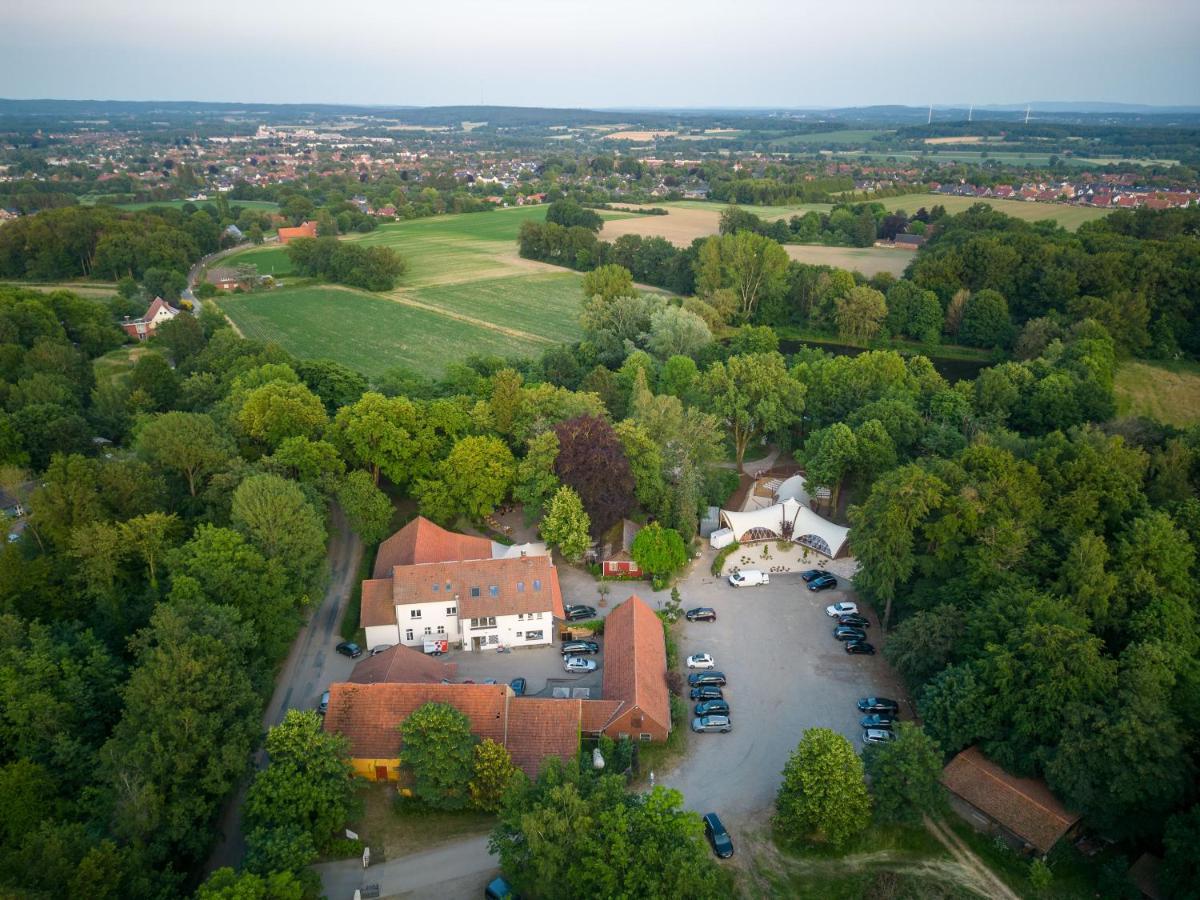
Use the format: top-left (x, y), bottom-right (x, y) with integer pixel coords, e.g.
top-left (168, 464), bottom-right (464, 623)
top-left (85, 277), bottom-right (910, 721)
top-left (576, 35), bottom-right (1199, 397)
top-left (691, 714), bottom-right (732, 733)
top-left (563, 656), bottom-right (597, 674)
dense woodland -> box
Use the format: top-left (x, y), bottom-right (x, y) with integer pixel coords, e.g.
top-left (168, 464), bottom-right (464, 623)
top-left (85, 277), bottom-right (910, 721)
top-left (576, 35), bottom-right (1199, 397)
top-left (1, 199), bottom-right (1199, 898)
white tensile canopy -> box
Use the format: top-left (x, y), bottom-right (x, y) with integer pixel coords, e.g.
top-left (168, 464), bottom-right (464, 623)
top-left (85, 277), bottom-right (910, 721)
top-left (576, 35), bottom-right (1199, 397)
top-left (719, 497), bottom-right (850, 558)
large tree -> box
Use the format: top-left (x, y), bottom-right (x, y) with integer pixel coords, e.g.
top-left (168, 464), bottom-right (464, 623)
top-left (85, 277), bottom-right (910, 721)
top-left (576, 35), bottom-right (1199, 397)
top-left (694, 231), bottom-right (789, 321)
top-left (774, 728), bottom-right (871, 848)
top-left (416, 435), bottom-right (516, 524)
top-left (231, 473), bottom-right (327, 593)
top-left (862, 723), bottom-right (944, 824)
top-left (539, 485), bottom-right (591, 562)
top-left (399, 702), bottom-right (476, 810)
top-left (834, 286), bottom-right (888, 345)
top-left (235, 380), bottom-right (328, 449)
top-left (336, 470), bottom-right (394, 543)
top-left (631, 522), bottom-right (688, 580)
top-left (134, 411), bottom-right (234, 496)
top-left (700, 352), bottom-right (804, 472)
top-left (552, 415), bottom-right (635, 537)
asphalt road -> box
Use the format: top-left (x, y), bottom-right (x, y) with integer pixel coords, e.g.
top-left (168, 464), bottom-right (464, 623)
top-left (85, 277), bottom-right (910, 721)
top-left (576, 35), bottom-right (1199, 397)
top-left (205, 504), bottom-right (363, 874)
top-left (316, 834), bottom-right (497, 900)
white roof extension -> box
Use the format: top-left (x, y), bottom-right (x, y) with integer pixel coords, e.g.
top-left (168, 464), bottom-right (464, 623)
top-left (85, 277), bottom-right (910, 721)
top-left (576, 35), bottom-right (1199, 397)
top-left (719, 496), bottom-right (850, 559)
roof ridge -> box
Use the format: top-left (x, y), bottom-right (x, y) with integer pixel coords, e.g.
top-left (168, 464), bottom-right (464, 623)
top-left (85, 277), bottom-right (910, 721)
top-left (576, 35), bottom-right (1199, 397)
top-left (962, 752), bottom-right (1072, 824)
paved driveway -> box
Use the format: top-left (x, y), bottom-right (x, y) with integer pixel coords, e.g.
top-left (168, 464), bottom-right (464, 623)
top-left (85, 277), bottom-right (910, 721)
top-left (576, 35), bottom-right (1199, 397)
top-left (660, 557), bottom-right (907, 833)
top-left (448, 641), bottom-right (603, 697)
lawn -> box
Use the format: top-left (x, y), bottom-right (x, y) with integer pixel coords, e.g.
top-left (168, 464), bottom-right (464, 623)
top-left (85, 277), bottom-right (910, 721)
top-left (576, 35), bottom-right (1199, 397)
top-left (350, 783), bottom-right (493, 863)
top-left (221, 245), bottom-right (295, 276)
top-left (1114, 359), bottom-right (1200, 426)
top-left (93, 344), bottom-right (158, 384)
top-left (218, 282), bottom-right (575, 377)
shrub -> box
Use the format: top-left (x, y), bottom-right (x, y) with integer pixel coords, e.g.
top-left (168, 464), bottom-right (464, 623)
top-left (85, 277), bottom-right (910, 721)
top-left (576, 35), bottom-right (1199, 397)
top-left (711, 541), bottom-right (740, 576)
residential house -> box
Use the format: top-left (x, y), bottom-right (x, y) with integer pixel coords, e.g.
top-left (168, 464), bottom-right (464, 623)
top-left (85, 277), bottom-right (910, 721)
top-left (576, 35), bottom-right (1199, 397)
top-left (589, 594), bottom-right (671, 742)
top-left (277, 220), bottom-right (318, 244)
top-left (205, 267), bottom-right (241, 291)
top-left (602, 519), bottom-right (643, 577)
top-left (940, 746), bottom-right (1081, 857)
top-left (120, 297), bottom-right (180, 341)
top-left (893, 233), bottom-right (927, 249)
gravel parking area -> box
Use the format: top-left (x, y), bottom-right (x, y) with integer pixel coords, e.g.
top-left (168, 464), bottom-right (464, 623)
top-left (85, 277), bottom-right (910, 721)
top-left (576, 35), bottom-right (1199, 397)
top-left (660, 553), bottom-right (907, 831)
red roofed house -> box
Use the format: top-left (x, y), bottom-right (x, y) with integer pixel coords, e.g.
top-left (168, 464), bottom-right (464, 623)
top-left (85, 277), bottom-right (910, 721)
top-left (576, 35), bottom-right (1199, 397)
top-left (602, 519), bottom-right (643, 577)
top-left (277, 220), bottom-right (318, 244)
top-left (589, 594), bottom-right (671, 742)
top-left (362, 518), bottom-right (561, 653)
top-left (120, 297), bottom-right (181, 341)
top-left (941, 746), bottom-right (1082, 857)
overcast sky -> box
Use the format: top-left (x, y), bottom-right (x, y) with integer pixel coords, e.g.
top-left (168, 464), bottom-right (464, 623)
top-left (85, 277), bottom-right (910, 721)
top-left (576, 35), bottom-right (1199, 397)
top-left (4, 0), bottom-right (1199, 108)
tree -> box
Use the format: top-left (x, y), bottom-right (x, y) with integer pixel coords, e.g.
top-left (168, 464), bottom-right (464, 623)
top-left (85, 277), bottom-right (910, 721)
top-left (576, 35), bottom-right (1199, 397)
top-left (694, 231), bottom-right (789, 321)
top-left (646, 306), bottom-right (712, 359)
top-left (862, 723), bottom-right (944, 823)
top-left (540, 485), bottom-right (591, 562)
top-left (581, 264), bottom-right (637, 301)
top-left (266, 436), bottom-right (346, 491)
top-left (399, 702), bottom-right (476, 810)
top-left (832, 284), bottom-right (886, 343)
top-left (958, 289), bottom-right (1013, 348)
top-left (631, 522), bottom-right (688, 579)
top-left (329, 392), bottom-right (427, 486)
top-left (774, 728), bottom-right (871, 847)
top-left (153, 312), bottom-right (205, 365)
top-left (119, 512), bottom-right (180, 589)
top-left (798, 423), bottom-right (858, 512)
top-left (135, 411), bottom-right (234, 496)
top-left (336, 470), bottom-right (394, 543)
top-left (469, 738), bottom-right (522, 813)
top-left (196, 868), bottom-right (305, 900)
top-left (236, 380), bottom-right (328, 449)
top-left (417, 435), bottom-right (515, 523)
top-left (1162, 805), bottom-right (1200, 900)
top-left (294, 357), bottom-right (368, 413)
top-left (553, 415), bottom-right (635, 537)
top-left (700, 352), bottom-right (805, 472)
top-left (231, 474), bottom-right (327, 592)
top-left (512, 430), bottom-right (560, 521)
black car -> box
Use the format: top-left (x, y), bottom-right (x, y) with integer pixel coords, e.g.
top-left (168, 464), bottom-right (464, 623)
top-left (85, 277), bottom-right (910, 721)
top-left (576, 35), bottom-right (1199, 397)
top-left (808, 575), bottom-right (838, 592)
top-left (836, 614), bottom-right (870, 629)
top-left (860, 713), bottom-right (894, 728)
top-left (857, 697), bottom-right (900, 714)
top-left (564, 605), bottom-right (597, 622)
top-left (561, 640), bottom-right (600, 655)
top-left (688, 671), bottom-right (727, 686)
top-left (845, 640), bottom-right (876, 655)
top-left (509, 677), bottom-right (527, 696)
top-left (335, 641), bottom-right (362, 658)
top-left (800, 569), bottom-right (832, 583)
top-left (685, 607), bottom-right (717, 622)
top-left (690, 684), bottom-right (724, 701)
top-left (694, 699), bottom-right (730, 717)
top-left (703, 813), bottom-right (734, 858)
top-left (833, 625), bottom-right (868, 642)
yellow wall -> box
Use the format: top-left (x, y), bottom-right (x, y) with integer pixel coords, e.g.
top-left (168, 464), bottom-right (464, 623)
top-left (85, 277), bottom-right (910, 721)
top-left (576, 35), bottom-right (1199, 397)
top-left (352, 757), bottom-right (401, 783)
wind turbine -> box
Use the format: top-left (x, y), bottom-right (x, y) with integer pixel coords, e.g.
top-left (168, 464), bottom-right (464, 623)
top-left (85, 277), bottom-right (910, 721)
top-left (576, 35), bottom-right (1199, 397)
top-left (1025, 104), bottom-right (1031, 125)
top-left (927, 104), bottom-right (932, 125)
top-left (968, 103), bottom-right (973, 122)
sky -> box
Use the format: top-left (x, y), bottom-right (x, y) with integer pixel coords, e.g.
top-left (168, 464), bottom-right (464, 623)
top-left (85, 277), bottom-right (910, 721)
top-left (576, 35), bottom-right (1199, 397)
top-left (4, 0), bottom-right (1199, 109)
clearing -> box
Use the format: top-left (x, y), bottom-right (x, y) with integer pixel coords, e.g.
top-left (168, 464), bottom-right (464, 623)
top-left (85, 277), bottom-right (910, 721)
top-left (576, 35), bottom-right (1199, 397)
top-left (1115, 359), bottom-right (1200, 426)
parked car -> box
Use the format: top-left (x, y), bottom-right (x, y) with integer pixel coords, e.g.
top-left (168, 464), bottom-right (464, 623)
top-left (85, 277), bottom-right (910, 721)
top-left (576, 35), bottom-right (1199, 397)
top-left (833, 625), bottom-right (868, 642)
top-left (318, 690), bottom-right (330, 715)
top-left (695, 699), bottom-right (730, 717)
top-left (728, 569), bottom-right (769, 587)
top-left (484, 876), bottom-right (514, 900)
top-left (335, 641), bottom-right (362, 658)
top-left (836, 614), bottom-right (870, 628)
top-left (800, 569), bottom-right (832, 583)
top-left (703, 812), bottom-right (735, 858)
top-left (686, 653), bottom-right (716, 669)
top-left (690, 684), bottom-right (724, 701)
top-left (858, 697), bottom-right (900, 714)
top-left (808, 574), bottom-right (838, 592)
top-left (863, 727), bottom-right (896, 744)
top-left (845, 641), bottom-right (876, 655)
top-left (692, 714), bottom-right (732, 733)
top-left (826, 601), bottom-right (859, 617)
top-left (688, 671), bottom-right (727, 686)
top-left (509, 677), bottom-right (527, 696)
top-left (860, 713), bottom-right (894, 728)
top-left (561, 640), bottom-right (600, 655)
top-left (369, 644), bottom-right (393, 656)
top-left (563, 656), bottom-right (597, 674)
top-left (685, 607), bottom-right (717, 622)
top-left (564, 605), bottom-right (597, 621)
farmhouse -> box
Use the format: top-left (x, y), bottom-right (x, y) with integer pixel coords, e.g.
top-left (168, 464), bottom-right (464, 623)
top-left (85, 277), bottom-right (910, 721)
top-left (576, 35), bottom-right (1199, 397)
top-left (361, 517), bottom-right (561, 653)
top-left (205, 267), bottom-right (241, 291)
top-left (120, 296), bottom-right (181, 341)
top-left (277, 220), bottom-right (318, 244)
top-left (941, 746), bottom-right (1082, 857)
top-left (322, 594), bottom-right (672, 782)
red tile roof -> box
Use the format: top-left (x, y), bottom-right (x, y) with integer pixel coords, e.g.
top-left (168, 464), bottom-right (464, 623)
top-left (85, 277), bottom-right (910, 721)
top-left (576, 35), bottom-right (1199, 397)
top-left (277, 220), bottom-right (318, 243)
top-left (599, 595), bottom-right (670, 732)
top-left (390, 555), bottom-right (565, 620)
top-left (580, 699), bottom-right (624, 733)
top-left (360, 578), bottom-right (396, 628)
top-left (348, 643), bottom-right (457, 684)
top-left (373, 516), bottom-right (493, 578)
top-left (323, 682), bottom-right (580, 777)
top-left (941, 746), bottom-right (1080, 854)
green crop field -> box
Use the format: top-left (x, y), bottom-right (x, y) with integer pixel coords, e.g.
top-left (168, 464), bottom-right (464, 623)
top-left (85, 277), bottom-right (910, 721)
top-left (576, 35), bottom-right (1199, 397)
top-left (403, 273), bottom-right (585, 345)
top-left (222, 245), bottom-right (295, 276)
top-left (769, 129), bottom-right (892, 148)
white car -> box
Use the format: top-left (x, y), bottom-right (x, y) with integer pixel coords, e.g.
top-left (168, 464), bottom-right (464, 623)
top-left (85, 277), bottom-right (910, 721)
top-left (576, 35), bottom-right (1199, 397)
top-left (686, 653), bottom-right (716, 669)
top-left (728, 569), bottom-right (769, 588)
top-left (826, 601), bottom-right (859, 617)
top-left (563, 656), bottom-right (597, 674)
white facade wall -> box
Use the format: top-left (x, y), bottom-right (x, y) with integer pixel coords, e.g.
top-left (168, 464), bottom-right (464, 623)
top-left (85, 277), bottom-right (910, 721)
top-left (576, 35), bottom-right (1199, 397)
top-left (461, 610), bottom-right (553, 652)
top-left (395, 600), bottom-right (462, 648)
top-left (364, 623), bottom-right (400, 651)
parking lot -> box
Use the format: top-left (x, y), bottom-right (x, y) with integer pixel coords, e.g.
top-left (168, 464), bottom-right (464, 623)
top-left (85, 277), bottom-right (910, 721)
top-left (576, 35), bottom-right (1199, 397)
top-left (443, 635), bottom-right (605, 697)
top-left (660, 557), bottom-right (907, 829)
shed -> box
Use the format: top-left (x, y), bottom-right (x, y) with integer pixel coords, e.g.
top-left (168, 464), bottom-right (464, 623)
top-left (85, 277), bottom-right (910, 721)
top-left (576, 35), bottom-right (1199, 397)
top-left (602, 519), bottom-right (643, 577)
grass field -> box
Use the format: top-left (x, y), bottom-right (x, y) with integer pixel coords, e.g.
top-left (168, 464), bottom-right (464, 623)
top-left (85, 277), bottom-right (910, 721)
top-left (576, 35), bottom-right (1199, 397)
top-left (769, 129), bottom-right (893, 148)
top-left (1115, 359), bottom-right (1200, 426)
top-left (0, 279), bottom-right (118, 298)
top-left (222, 245), bottom-right (295, 276)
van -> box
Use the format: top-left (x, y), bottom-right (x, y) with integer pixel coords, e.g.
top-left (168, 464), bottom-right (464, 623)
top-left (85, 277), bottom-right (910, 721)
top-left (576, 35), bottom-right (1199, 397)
top-left (728, 569), bottom-right (769, 587)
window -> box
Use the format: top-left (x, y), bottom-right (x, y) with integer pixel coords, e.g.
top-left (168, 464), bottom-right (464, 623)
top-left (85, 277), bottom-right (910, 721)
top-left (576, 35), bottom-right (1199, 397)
top-left (517, 613), bottom-right (524, 622)
top-left (469, 616), bottom-right (497, 630)
top-left (489, 585), bottom-right (499, 598)
top-left (432, 583), bottom-right (439, 592)
top-left (424, 627), bottom-right (432, 635)
top-left (533, 579), bottom-right (542, 591)
top-left (515, 632), bottom-right (523, 638)
top-left (470, 587), bottom-right (480, 598)
top-left (536, 612), bottom-right (544, 619)
top-left (405, 629), bottom-right (413, 641)
top-left (487, 635), bottom-right (499, 645)
top-left (525, 630), bottom-right (543, 641)
top-left (437, 625), bottom-right (445, 634)
top-left (409, 609), bottom-right (422, 619)
top-left (445, 581), bottom-right (452, 591)
top-left (446, 606), bottom-right (457, 616)
top-left (516, 581), bottom-right (525, 592)
top-left (639, 733), bottom-right (652, 742)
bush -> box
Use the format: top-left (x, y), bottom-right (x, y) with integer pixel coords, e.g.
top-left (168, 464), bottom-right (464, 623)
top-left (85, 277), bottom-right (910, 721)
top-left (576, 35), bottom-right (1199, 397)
top-left (323, 837), bottom-right (363, 859)
top-left (711, 541), bottom-right (740, 576)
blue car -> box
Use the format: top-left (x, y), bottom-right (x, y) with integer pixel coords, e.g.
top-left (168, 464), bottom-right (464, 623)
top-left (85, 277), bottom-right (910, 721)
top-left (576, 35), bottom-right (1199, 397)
top-left (510, 677), bottom-right (527, 696)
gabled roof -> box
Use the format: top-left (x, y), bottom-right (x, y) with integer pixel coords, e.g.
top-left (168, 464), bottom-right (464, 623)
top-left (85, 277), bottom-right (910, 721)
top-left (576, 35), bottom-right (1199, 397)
top-left (348, 643), bottom-right (457, 684)
top-left (599, 594), bottom-right (669, 731)
top-left (373, 516), bottom-right (493, 578)
top-left (360, 578), bottom-right (396, 628)
top-left (941, 746), bottom-right (1080, 855)
top-left (392, 555), bottom-right (565, 620)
